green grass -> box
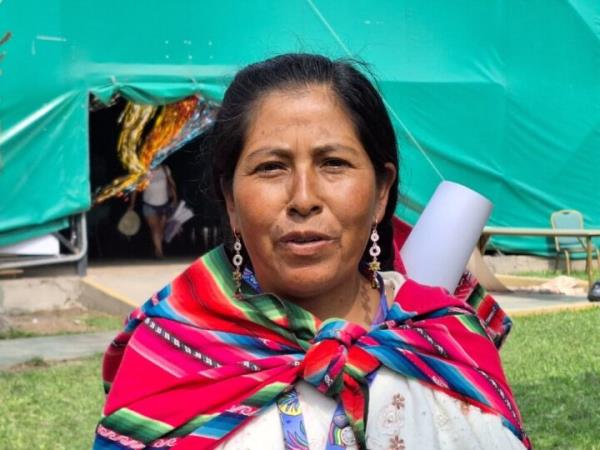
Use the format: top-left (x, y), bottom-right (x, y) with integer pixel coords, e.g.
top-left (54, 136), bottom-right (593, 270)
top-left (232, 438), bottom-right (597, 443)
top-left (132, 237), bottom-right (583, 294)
top-left (514, 269), bottom-right (600, 281)
top-left (502, 307), bottom-right (600, 449)
top-left (0, 308), bottom-right (599, 449)
top-left (82, 314), bottom-right (125, 331)
top-left (0, 329), bottom-right (36, 340)
top-left (0, 355), bottom-right (104, 450)
top-left (0, 313), bottom-right (125, 340)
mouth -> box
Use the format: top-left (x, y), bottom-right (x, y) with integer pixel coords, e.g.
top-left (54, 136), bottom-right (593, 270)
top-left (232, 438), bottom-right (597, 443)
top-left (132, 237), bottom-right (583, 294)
top-left (278, 231), bottom-right (336, 255)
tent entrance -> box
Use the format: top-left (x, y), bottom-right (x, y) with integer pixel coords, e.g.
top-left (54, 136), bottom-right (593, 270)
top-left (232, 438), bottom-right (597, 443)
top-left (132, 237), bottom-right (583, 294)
top-left (87, 96), bottom-right (222, 261)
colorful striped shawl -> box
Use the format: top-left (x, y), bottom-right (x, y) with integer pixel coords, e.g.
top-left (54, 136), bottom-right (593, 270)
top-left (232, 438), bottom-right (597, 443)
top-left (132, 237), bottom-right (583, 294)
top-left (94, 245), bottom-right (530, 450)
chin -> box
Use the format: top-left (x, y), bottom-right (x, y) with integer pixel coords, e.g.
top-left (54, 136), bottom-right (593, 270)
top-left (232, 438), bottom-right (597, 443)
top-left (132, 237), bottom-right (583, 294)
top-left (273, 265), bottom-right (346, 299)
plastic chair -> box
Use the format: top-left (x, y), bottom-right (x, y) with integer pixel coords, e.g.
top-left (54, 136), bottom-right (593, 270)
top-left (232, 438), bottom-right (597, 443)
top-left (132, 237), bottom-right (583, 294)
top-left (550, 209), bottom-right (600, 275)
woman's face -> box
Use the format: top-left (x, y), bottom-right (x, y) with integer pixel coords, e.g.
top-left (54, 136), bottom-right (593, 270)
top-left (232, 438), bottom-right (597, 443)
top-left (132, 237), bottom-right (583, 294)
top-left (225, 84), bottom-right (396, 300)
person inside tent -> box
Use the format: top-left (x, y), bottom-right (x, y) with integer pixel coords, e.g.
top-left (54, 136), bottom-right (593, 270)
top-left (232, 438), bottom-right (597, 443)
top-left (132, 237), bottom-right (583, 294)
top-left (129, 164), bottom-right (177, 259)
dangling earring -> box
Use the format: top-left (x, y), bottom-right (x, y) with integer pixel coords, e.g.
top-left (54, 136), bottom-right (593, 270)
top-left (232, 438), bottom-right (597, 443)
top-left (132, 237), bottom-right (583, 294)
top-left (232, 231), bottom-right (244, 299)
top-left (368, 223), bottom-right (381, 289)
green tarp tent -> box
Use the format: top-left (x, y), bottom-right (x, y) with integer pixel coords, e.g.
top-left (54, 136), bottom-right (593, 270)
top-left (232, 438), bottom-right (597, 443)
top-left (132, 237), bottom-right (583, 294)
top-left (2, 0), bottom-right (600, 254)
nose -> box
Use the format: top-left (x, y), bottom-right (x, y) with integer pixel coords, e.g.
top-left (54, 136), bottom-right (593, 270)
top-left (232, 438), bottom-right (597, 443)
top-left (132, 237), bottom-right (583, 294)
top-left (287, 167), bottom-right (322, 218)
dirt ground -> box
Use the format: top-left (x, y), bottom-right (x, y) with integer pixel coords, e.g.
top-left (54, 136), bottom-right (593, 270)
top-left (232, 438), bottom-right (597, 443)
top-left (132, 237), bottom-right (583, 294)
top-left (0, 307), bottom-right (125, 338)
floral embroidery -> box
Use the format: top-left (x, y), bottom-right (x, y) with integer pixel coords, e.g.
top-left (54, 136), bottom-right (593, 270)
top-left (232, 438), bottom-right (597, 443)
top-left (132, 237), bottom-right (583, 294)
top-left (369, 392), bottom-right (407, 450)
top-left (392, 394), bottom-right (405, 409)
top-left (378, 400), bottom-right (405, 431)
top-left (388, 436), bottom-right (406, 450)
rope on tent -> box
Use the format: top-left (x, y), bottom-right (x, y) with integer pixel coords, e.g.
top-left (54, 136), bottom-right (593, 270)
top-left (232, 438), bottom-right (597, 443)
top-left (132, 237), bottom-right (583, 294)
top-left (304, 0), bottom-right (445, 182)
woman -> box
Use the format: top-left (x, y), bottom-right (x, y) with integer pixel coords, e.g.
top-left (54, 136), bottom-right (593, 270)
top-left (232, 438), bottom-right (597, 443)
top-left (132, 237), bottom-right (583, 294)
top-left (129, 164), bottom-right (177, 258)
top-left (95, 54), bottom-right (530, 450)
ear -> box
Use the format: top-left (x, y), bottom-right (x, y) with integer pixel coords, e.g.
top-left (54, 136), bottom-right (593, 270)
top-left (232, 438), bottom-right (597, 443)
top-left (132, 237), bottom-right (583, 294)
top-left (374, 163), bottom-right (397, 223)
top-left (222, 179), bottom-right (241, 232)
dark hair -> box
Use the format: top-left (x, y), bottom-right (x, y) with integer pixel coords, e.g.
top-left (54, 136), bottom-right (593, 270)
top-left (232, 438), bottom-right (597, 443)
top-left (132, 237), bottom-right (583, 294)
top-left (210, 53), bottom-right (399, 269)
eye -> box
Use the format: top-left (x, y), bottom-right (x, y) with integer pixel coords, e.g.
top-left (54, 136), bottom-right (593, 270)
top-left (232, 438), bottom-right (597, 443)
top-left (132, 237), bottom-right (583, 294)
top-left (322, 158), bottom-right (351, 169)
top-left (254, 161), bottom-right (287, 175)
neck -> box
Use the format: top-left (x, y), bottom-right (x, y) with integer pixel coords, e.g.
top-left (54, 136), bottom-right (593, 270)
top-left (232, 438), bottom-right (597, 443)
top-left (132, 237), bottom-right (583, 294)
top-left (286, 272), bottom-right (381, 329)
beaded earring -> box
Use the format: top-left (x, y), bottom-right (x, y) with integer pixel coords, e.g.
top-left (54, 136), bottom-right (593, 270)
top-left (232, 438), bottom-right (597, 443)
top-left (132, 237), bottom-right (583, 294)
top-left (232, 231), bottom-right (244, 299)
top-left (368, 223), bottom-right (381, 289)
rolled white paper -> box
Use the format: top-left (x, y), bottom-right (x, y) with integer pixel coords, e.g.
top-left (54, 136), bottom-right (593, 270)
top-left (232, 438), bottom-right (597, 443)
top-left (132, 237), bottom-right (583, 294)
top-left (400, 181), bottom-right (492, 292)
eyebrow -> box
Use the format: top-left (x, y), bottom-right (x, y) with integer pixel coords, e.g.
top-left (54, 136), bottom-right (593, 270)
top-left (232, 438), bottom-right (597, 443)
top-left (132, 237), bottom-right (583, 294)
top-left (313, 144), bottom-right (360, 157)
top-left (245, 143), bottom-right (360, 162)
top-left (244, 147), bottom-right (290, 163)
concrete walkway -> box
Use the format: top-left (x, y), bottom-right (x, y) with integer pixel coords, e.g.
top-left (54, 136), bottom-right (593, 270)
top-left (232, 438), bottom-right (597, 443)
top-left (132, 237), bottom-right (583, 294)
top-left (85, 258), bottom-right (194, 307)
top-left (0, 331), bottom-right (115, 370)
top-left (495, 291), bottom-right (591, 316)
top-left (1, 258), bottom-right (597, 370)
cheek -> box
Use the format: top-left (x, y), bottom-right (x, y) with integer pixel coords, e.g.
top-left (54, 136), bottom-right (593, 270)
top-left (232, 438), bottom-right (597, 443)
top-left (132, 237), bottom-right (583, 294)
top-left (326, 180), bottom-right (378, 259)
top-left (232, 180), bottom-right (283, 235)
top-left (332, 177), bottom-right (379, 224)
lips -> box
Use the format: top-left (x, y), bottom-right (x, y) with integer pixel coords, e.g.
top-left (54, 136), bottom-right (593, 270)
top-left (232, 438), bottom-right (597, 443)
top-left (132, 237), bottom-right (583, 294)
top-left (280, 231), bottom-right (333, 243)
top-left (278, 231), bottom-right (336, 256)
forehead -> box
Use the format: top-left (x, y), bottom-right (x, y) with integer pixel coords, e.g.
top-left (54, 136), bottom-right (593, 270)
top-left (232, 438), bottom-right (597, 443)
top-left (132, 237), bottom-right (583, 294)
top-left (243, 84), bottom-right (360, 148)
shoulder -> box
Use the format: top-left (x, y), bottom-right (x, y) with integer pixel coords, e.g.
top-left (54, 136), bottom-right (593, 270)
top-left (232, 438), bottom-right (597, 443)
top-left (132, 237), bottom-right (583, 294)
top-left (381, 272), bottom-right (470, 315)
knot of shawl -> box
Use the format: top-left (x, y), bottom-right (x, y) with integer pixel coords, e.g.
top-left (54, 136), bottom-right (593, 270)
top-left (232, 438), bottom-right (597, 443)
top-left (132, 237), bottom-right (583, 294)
top-left (301, 319), bottom-right (368, 397)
